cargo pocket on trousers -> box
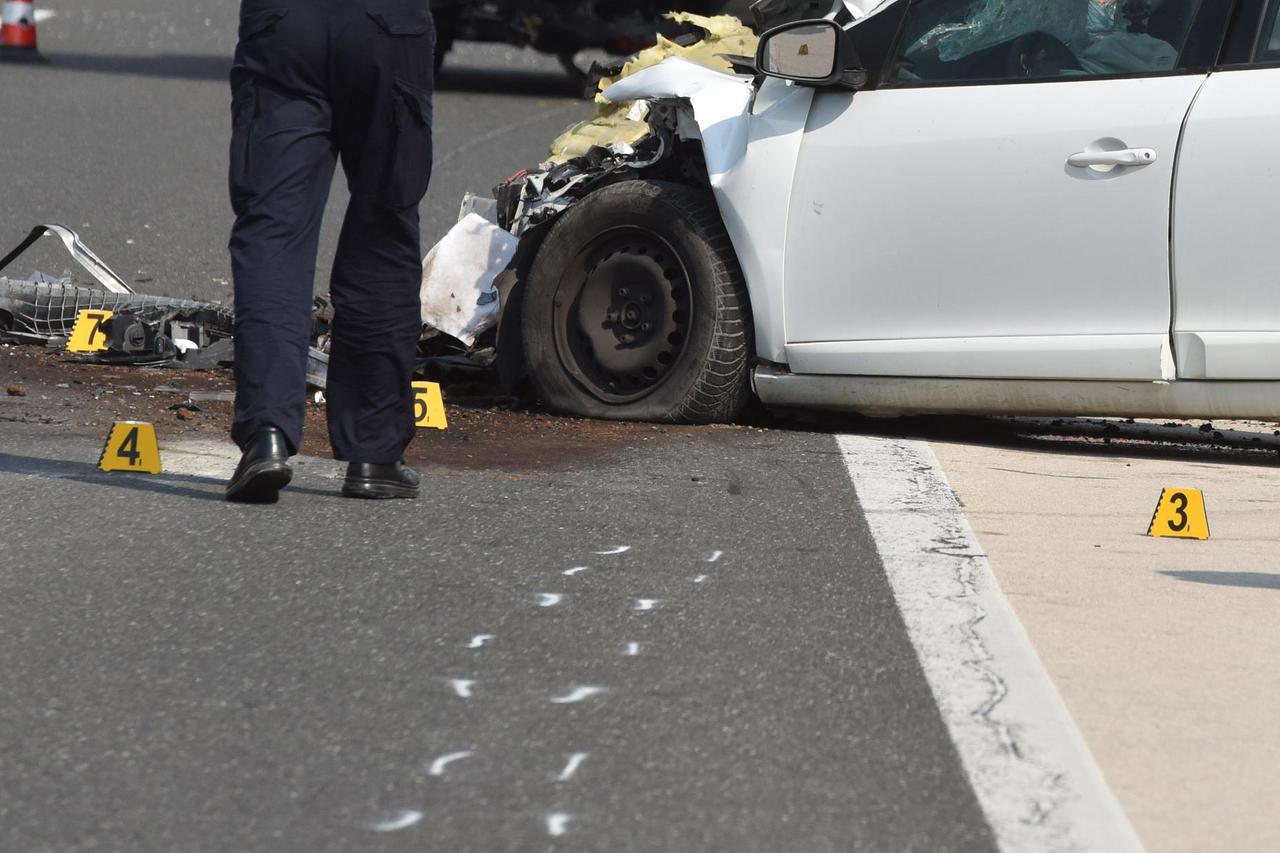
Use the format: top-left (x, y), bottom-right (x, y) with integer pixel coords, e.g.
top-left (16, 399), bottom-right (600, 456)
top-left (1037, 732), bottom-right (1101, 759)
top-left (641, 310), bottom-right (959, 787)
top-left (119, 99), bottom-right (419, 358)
top-left (228, 78), bottom-right (258, 216)
top-left (386, 78), bottom-right (434, 210)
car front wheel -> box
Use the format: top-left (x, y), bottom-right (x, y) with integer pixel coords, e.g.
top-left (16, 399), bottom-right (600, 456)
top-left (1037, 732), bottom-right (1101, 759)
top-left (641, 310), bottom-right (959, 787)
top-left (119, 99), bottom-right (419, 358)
top-left (521, 180), bottom-right (754, 423)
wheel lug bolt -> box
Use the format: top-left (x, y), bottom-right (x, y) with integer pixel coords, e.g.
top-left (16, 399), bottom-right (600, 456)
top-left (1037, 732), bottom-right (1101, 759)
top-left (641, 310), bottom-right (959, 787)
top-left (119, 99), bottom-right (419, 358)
top-left (619, 288), bottom-right (630, 297)
top-left (641, 323), bottom-right (652, 331)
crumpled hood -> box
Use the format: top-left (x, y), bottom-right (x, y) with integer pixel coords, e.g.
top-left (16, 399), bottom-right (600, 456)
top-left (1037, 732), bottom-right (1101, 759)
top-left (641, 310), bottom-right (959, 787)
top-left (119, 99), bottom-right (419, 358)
top-left (601, 58), bottom-right (755, 182)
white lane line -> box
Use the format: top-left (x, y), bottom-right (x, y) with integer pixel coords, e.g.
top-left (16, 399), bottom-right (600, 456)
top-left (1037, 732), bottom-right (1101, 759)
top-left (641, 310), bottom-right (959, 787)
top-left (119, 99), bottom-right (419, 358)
top-left (633, 598), bottom-right (658, 611)
top-left (465, 634), bottom-right (494, 649)
top-left (563, 566), bottom-right (590, 577)
top-left (556, 752), bottom-right (590, 782)
top-left (837, 435), bottom-right (1142, 853)
top-left (369, 810), bottom-right (423, 833)
top-left (623, 642), bottom-right (641, 656)
top-left (596, 545), bottom-right (631, 555)
top-left (536, 593), bottom-right (563, 607)
top-left (448, 679), bottom-right (475, 699)
top-left (706, 550), bottom-right (723, 563)
top-left (427, 751), bottom-right (473, 777)
top-left (550, 685), bottom-right (607, 704)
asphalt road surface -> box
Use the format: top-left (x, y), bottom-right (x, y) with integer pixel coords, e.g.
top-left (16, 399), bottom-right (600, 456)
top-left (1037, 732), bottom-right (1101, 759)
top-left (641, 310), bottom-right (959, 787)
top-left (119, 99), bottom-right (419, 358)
top-left (0, 428), bottom-right (996, 852)
top-left (0, 3), bottom-right (1030, 851)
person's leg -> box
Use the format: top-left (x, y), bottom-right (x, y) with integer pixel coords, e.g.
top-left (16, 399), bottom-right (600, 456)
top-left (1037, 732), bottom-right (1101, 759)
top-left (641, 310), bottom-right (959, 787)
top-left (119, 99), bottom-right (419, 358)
top-left (228, 3), bottom-right (337, 457)
top-left (325, 2), bottom-right (435, 466)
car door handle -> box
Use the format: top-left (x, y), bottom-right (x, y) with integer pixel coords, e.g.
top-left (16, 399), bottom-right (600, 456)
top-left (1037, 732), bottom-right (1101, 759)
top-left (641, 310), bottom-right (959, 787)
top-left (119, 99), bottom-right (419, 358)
top-left (1067, 148), bottom-right (1157, 168)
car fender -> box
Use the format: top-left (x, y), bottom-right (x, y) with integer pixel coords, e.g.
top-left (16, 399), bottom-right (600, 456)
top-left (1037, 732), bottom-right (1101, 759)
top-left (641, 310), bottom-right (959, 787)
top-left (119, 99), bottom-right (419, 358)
top-left (603, 60), bottom-right (815, 364)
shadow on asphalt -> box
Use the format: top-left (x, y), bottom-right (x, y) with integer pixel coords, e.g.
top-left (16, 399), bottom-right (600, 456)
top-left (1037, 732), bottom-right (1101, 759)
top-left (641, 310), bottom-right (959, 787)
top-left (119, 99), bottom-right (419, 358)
top-left (27, 53), bottom-right (585, 98)
top-left (751, 409), bottom-right (1280, 469)
top-left (36, 52), bottom-right (232, 82)
top-left (0, 452), bottom-right (333, 502)
top-left (1160, 570), bottom-right (1280, 591)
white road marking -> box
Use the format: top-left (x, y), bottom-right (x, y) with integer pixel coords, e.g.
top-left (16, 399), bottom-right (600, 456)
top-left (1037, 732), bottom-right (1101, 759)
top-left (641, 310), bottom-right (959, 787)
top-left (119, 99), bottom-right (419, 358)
top-left (556, 752), bottom-right (590, 782)
top-left (427, 751), bottom-right (473, 777)
top-left (706, 550), bottom-right (723, 563)
top-left (34, 9), bottom-right (57, 23)
top-left (694, 575), bottom-right (708, 584)
top-left (536, 593), bottom-right (563, 607)
top-left (369, 810), bottom-right (423, 833)
top-left (633, 599), bottom-right (658, 611)
top-left (563, 566), bottom-right (590, 577)
top-left (595, 545), bottom-right (631, 555)
top-left (546, 813), bottom-right (572, 836)
top-left (837, 435), bottom-right (1142, 852)
top-left (550, 686), bottom-right (607, 704)
top-left (466, 634), bottom-right (494, 649)
top-left (448, 679), bottom-right (475, 699)
top-left (624, 642), bottom-right (641, 656)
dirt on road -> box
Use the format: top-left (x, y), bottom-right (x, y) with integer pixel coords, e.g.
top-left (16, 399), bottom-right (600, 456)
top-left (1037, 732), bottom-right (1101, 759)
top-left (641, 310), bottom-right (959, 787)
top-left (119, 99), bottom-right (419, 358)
top-left (0, 344), bottom-right (712, 474)
top-left (6, 343), bottom-right (1280, 476)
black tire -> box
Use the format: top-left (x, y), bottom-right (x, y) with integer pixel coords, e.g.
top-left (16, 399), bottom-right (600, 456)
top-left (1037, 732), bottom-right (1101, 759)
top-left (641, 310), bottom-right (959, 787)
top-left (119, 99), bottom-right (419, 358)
top-left (521, 180), bottom-right (754, 424)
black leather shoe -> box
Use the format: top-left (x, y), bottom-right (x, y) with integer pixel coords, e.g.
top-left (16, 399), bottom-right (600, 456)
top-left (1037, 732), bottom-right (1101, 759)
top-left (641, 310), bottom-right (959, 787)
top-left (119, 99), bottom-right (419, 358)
top-left (225, 427), bottom-right (293, 503)
top-left (342, 461), bottom-right (420, 500)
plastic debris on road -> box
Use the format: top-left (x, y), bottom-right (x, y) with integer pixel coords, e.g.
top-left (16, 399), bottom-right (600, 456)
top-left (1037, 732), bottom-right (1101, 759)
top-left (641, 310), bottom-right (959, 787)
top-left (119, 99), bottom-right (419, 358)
top-left (420, 211), bottom-right (519, 348)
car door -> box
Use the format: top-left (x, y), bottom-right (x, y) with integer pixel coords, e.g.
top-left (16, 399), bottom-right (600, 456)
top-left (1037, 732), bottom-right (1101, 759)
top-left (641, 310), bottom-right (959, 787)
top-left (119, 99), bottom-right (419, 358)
top-left (782, 0), bottom-right (1212, 381)
top-left (1172, 1), bottom-right (1280, 379)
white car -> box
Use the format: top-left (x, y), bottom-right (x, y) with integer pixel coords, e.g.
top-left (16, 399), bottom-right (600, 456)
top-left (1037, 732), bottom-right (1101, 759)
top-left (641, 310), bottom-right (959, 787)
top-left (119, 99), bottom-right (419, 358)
top-left (513, 0), bottom-right (1280, 423)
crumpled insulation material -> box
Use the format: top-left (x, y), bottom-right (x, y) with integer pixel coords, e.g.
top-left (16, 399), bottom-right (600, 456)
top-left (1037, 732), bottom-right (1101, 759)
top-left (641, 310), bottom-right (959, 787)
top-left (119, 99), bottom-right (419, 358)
top-left (544, 13), bottom-right (758, 166)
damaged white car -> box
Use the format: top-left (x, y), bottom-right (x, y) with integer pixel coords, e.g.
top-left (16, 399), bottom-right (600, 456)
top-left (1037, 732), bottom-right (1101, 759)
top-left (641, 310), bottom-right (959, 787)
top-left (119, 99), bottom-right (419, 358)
top-left (483, 0), bottom-right (1280, 423)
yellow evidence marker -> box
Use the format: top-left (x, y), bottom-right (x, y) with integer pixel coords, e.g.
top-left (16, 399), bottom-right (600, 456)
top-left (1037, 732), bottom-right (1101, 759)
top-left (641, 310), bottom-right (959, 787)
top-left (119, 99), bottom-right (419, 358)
top-left (1147, 488), bottom-right (1210, 540)
top-left (412, 381), bottom-right (448, 430)
top-left (98, 421), bottom-right (163, 474)
top-left (66, 309), bottom-right (114, 353)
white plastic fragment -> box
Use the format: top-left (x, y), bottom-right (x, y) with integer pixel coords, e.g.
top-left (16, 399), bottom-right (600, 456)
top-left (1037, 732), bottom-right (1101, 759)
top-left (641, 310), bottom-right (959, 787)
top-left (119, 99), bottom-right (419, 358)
top-left (419, 213), bottom-right (519, 347)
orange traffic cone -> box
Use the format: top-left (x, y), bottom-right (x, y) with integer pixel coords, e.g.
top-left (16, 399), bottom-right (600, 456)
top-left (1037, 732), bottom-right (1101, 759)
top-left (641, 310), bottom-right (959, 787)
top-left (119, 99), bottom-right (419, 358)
top-left (0, 0), bottom-right (47, 63)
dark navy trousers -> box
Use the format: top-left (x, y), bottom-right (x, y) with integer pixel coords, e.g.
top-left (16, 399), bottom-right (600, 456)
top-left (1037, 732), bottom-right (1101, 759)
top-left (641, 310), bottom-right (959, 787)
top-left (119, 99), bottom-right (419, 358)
top-left (228, 0), bottom-right (434, 463)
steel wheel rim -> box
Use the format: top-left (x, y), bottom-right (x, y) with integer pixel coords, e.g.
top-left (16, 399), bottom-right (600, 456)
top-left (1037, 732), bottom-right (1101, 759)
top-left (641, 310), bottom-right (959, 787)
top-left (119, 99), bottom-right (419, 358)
top-left (552, 225), bottom-right (694, 405)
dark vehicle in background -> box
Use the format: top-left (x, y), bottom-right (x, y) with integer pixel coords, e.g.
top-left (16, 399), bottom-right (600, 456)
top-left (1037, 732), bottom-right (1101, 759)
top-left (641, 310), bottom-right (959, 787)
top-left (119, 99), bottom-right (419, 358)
top-left (430, 0), bottom-right (756, 77)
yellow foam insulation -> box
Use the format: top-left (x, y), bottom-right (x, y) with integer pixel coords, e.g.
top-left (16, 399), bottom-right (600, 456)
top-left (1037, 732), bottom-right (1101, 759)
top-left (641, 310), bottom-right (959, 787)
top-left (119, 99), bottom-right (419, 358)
top-left (544, 13), bottom-right (758, 166)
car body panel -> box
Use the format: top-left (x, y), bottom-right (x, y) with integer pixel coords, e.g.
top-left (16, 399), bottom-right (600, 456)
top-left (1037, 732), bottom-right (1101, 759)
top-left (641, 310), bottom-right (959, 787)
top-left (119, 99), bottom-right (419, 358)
top-left (594, 3), bottom-right (1280, 420)
top-left (786, 333), bottom-right (1173, 380)
top-left (754, 366), bottom-right (1280, 421)
top-left (782, 75), bottom-right (1206, 380)
top-left (1173, 67), bottom-right (1280, 379)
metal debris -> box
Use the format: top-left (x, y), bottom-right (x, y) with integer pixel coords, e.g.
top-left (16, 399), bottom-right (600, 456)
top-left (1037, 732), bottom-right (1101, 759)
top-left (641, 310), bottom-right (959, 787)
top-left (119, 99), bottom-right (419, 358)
top-left (0, 276), bottom-right (234, 354)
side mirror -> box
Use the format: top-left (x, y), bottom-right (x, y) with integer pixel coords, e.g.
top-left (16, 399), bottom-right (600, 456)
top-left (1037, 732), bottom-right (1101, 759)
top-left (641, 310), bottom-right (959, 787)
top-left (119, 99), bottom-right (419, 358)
top-left (756, 19), bottom-right (866, 89)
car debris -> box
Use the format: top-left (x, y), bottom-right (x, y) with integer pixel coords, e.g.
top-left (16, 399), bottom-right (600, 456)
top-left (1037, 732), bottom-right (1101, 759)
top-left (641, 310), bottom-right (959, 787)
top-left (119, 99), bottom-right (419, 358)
top-left (493, 12), bottom-right (758, 239)
top-left (0, 274), bottom-right (235, 359)
top-left (0, 225), bottom-right (340, 385)
top-left (420, 201), bottom-right (519, 347)
top-left (0, 225), bottom-right (236, 364)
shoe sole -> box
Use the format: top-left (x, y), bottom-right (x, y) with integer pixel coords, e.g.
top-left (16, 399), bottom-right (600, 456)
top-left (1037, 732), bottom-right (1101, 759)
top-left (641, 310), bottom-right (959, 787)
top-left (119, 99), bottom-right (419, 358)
top-left (225, 462), bottom-right (293, 503)
top-left (341, 478), bottom-right (420, 500)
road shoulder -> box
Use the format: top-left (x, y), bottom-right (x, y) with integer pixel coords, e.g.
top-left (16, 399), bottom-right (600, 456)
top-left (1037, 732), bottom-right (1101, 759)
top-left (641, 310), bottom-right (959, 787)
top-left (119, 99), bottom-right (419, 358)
top-left (932, 436), bottom-right (1280, 853)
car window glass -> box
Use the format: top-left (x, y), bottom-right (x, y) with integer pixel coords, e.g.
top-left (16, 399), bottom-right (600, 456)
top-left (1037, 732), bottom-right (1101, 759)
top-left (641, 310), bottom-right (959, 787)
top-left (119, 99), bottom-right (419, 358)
top-left (1260, 1), bottom-right (1280, 62)
top-left (891, 0), bottom-right (1202, 84)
